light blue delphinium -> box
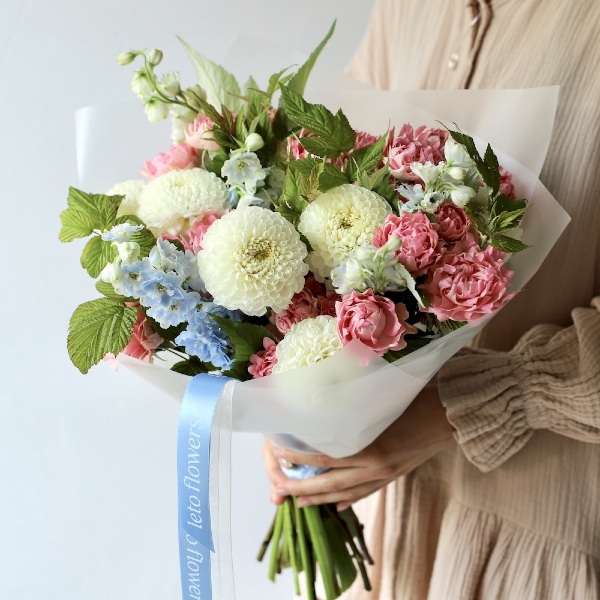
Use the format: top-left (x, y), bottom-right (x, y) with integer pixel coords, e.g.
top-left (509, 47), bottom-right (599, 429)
top-left (175, 303), bottom-right (240, 369)
top-left (100, 223), bottom-right (144, 243)
top-left (144, 287), bottom-right (201, 329)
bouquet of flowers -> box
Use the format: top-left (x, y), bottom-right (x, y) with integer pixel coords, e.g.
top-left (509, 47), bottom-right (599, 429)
top-left (60, 24), bottom-right (567, 600)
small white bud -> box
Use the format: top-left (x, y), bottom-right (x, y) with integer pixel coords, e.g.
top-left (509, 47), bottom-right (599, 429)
top-left (117, 51), bottom-right (138, 66)
top-left (447, 166), bottom-right (466, 181)
top-left (147, 49), bottom-right (163, 67)
top-left (244, 132), bottom-right (265, 152)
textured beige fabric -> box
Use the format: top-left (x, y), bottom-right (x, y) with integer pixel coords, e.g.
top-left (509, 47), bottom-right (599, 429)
top-left (336, 1), bottom-right (600, 598)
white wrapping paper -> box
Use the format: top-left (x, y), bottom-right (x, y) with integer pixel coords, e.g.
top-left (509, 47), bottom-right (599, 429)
top-left (78, 42), bottom-right (568, 459)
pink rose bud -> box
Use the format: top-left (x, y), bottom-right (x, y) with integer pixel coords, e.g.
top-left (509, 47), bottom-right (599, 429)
top-left (422, 245), bottom-right (514, 322)
top-left (141, 142), bottom-right (199, 178)
top-left (436, 203), bottom-right (471, 242)
top-left (336, 290), bottom-right (416, 355)
top-left (248, 338), bottom-right (278, 378)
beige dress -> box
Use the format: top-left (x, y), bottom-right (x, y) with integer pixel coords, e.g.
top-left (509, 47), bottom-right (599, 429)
top-left (340, 1), bottom-right (600, 598)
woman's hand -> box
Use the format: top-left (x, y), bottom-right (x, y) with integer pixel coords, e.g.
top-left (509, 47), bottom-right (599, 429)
top-left (262, 384), bottom-right (454, 511)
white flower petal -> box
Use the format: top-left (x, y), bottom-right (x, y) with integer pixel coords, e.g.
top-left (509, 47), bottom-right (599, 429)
top-left (197, 206), bottom-right (308, 316)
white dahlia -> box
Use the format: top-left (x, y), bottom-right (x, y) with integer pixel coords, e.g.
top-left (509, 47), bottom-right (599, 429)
top-left (106, 179), bottom-right (146, 218)
top-left (272, 315), bottom-right (342, 374)
top-left (298, 184), bottom-right (391, 278)
top-left (136, 168), bottom-right (227, 236)
top-left (197, 206), bottom-right (309, 316)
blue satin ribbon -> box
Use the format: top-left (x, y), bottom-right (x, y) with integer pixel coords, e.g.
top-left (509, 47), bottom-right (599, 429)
top-left (177, 373), bottom-right (233, 600)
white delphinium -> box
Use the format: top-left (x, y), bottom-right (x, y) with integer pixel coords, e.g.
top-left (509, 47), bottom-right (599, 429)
top-left (106, 180), bottom-right (146, 218)
top-left (197, 206), bottom-right (308, 316)
top-left (298, 184), bottom-right (391, 279)
top-left (272, 316), bottom-right (342, 374)
top-left (331, 238), bottom-right (423, 305)
top-left (136, 168), bottom-right (227, 236)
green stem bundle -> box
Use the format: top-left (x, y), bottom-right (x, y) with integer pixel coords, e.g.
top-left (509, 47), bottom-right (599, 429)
top-left (258, 498), bottom-right (373, 600)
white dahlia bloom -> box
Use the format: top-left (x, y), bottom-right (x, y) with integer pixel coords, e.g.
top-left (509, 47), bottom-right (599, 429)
top-left (197, 206), bottom-right (308, 316)
top-left (136, 168), bottom-right (227, 236)
top-left (106, 180), bottom-right (146, 218)
top-left (298, 184), bottom-right (391, 279)
top-left (272, 315), bottom-right (342, 374)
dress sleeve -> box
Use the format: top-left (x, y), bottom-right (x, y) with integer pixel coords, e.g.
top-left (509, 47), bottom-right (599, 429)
top-left (437, 297), bottom-right (600, 472)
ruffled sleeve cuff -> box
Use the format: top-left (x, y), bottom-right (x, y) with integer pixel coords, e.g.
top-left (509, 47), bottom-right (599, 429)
top-left (437, 298), bottom-right (600, 472)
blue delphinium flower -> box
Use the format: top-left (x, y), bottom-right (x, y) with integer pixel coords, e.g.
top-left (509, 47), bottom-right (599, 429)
top-left (175, 302), bottom-right (239, 369)
top-left (144, 287), bottom-right (201, 329)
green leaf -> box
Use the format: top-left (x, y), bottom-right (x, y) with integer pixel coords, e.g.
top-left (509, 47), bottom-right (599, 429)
top-left (171, 358), bottom-right (216, 376)
top-left (439, 319), bottom-right (467, 332)
top-left (80, 235), bottom-right (117, 278)
top-left (447, 130), bottom-right (501, 195)
top-left (210, 316), bottom-right (275, 381)
top-left (60, 187), bottom-right (122, 241)
top-left (67, 299), bottom-right (138, 374)
top-left (490, 207), bottom-right (527, 232)
top-left (95, 280), bottom-right (133, 302)
top-left (281, 87), bottom-right (356, 158)
top-left (383, 336), bottom-right (433, 362)
top-left (492, 194), bottom-right (527, 215)
top-left (345, 135), bottom-right (387, 181)
top-left (287, 21), bottom-right (336, 96)
top-left (318, 163), bottom-right (350, 192)
top-left (483, 144), bottom-right (501, 196)
top-left (490, 234), bottom-right (530, 253)
top-left (178, 37), bottom-right (242, 112)
top-left (59, 209), bottom-right (97, 242)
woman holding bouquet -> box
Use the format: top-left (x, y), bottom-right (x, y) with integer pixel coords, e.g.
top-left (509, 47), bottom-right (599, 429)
top-left (264, 1), bottom-right (600, 598)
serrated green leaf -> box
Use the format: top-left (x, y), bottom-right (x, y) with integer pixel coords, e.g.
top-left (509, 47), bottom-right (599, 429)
top-left (491, 194), bottom-right (527, 216)
top-left (345, 135), bottom-right (387, 180)
top-left (439, 319), bottom-right (467, 332)
top-left (80, 235), bottom-right (117, 278)
top-left (491, 234), bottom-right (530, 253)
top-left (281, 87), bottom-right (356, 158)
top-left (178, 37), bottom-right (242, 112)
top-left (318, 162), bottom-right (350, 191)
top-left (95, 280), bottom-right (134, 302)
top-left (67, 299), bottom-right (138, 374)
top-left (171, 358), bottom-right (216, 376)
top-left (210, 315), bottom-right (275, 381)
top-left (287, 21), bottom-right (336, 96)
top-left (490, 207), bottom-right (527, 232)
top-left (65, 187), bottom-right (122, 230)
top-left (211, 315), bottom-right (274, 364)
top-left (59, 209), bottom-right (97, 242)
top-left (483, 144), bottom-right (501, 196)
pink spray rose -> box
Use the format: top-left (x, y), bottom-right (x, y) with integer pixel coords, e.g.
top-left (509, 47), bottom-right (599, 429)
top-left (373, 211), bottom-right (441, 275)
top-left (422, 245), bottom-right (514, 322)
top-left (435, 203), bottom-right (471, 242)
top-left (122, 308), bottom-right (164, 361)
top-left (141, 142), bottom-right (199, 178)
top-left (336, 290), bottom-right (416, 355)
top-left (185, 114), bottom-right (220, 151)
top-left (499, 167), bottom-right (517, 199)
top-left (162, 213), bottom-right (221, 254)
top-left (248, 337), bottom-right (278, 378)
top-left (385, 124), bottom-right (448, 181)
top-left (317, 290), bottom-right (341, 318)
top-left (275, 289), bottom-right (320, 335)
top-left (286, 129), bottom-right (312, 160)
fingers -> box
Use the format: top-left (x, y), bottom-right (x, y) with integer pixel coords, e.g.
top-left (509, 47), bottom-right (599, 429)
top-left (273, 464), bottom-right (395, 501)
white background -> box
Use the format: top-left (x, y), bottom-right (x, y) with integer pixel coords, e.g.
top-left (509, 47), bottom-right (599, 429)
top-left (0, 2), bottom-right (374, 598)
